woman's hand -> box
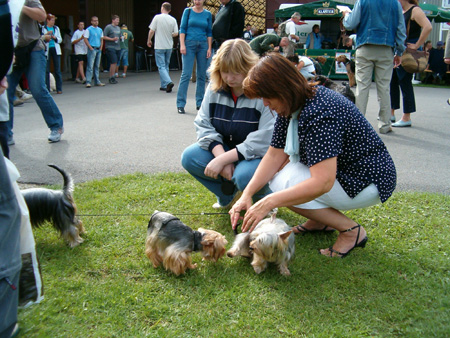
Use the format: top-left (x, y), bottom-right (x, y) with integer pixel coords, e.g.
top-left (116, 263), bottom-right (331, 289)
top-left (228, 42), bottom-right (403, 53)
top-left (229, 193), bottom-right (253, 230)
top-left (204, 156), bottom-right (232, 179)
top-left (406, 42), bottom-right (419, 50)
top-left (207, 48), bottom-right (211, 59)
top-left (0, 77), bottom-right (8, 96)
top-left (239, 196), bottom-right (274, 233)
top-left (220, 163), bottom-right (234, 181)
top-left (180, 45), bottom-right (186, 55)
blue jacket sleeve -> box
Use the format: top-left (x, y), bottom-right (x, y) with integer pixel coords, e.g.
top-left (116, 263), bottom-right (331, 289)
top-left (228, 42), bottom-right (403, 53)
top-left (180, 8), bottom-right (189, 34)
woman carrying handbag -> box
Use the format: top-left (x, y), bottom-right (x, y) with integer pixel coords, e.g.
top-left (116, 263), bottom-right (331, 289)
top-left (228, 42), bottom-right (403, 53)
top-left (390, 0), bottom-right (431, 127)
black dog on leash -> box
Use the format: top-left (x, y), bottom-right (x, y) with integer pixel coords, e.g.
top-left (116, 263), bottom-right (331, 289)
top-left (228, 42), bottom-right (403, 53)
top-left (21, 164), bottom-right (85, 247)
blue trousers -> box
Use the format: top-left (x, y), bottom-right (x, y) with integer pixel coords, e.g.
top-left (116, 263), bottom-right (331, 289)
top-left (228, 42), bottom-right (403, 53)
top-left (7, 49), bottom-right (64, 137)
top-left (181, 143), bottom-right (271, 206)
top-left (86, 48), bottom-right (102, 85)
top-left (176, 40), bottom-right (208, 108)
top-left (390, 66), bottom-right (416, 114)
top-left (155, 49), bottom-right (173, 88)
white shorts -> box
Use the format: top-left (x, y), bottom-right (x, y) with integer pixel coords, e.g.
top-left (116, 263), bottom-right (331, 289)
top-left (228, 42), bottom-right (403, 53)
top-left (269, 162), bottom-right (381, 210)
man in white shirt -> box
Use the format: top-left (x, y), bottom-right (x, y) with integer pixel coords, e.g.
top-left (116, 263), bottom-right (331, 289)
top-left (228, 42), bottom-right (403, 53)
top-left (147, 2), bottom-right (179, 93)
top-left (284, 12), bottom-right (301, 56)
top-left (71, 22), bottom-right (88, 83)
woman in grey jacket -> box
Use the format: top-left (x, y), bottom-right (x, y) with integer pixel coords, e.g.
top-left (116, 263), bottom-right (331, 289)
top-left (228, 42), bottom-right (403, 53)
top-left (181, 39), bottom-right (275, 209)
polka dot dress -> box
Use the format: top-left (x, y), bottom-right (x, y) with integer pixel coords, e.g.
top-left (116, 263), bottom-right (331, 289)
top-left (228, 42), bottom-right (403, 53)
top-left (271, 86), bottom-right (396, 203)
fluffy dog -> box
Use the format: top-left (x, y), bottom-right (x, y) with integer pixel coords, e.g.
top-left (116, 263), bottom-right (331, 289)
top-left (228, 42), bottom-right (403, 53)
top-left (335, 54), bottom-right (356, 87)
top-left (227, 213), bottom-right (295, 276)
top-left (21, 164), bottom-right (84, 247)
top-left (145, 211), bottom-right (228, 276)
top-left (311, 75), bottom-right (355, 103)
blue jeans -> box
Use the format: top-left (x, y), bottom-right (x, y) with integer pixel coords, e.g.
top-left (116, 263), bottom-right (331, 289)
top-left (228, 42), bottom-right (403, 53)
top-left (119, 49), bottom-right (129, 67)
top-left (181, 143), bottom-right (271, 206)
top-left (46, 47), bottom-right (62, 92)
top-left (86, 48), bottom-right (102, 85)
top-left (7, 49), bottom-right (64, 137)
top-left (155, 49), bottom-right (173, 88)
top-left (176, 40), bottom-right (208, 108)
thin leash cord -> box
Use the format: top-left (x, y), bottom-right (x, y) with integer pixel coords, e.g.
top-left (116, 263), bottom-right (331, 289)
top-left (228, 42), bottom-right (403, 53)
top-left (77, 212), bottom-right (230, 217)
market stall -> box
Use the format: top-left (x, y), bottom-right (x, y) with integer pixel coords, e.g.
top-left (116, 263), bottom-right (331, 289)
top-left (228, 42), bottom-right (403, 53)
top-left (275, 0), bottom-right (355, 79)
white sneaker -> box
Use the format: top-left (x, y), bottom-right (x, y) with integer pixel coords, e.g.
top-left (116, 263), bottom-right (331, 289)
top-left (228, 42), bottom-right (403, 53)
top-left (20, 93), bottom-right (33, 101)
top-left (212, 191), bottom-right (243, 210)
top-left (48, 128), bottom-right (64, 143)
top-left (114, 73), bottom-right (119, 78)
top-left (122, 73), bottom-right (126, 78)
top-left (75, 78), bottom-right (82, 83)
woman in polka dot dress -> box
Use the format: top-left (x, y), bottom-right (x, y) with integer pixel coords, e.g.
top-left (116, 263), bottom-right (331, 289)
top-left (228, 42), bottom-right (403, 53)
top-left (229, 53), bottom-right (396, 258)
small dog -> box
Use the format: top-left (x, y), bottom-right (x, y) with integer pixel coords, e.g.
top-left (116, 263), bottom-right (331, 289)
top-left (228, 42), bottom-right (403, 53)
top-left (227, 213), bottom-right (295, 276)
top-left (145, 211), bottom-right (228, 276)
top-left (311, 75), bottom-right (356, 103)
top-left (21, 164), bottom-right (84, 247)
top-left (335, 54), bottom-right (356, 87)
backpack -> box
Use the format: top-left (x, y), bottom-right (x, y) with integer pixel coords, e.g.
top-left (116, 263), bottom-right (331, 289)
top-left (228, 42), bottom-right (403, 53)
top-left (278, 19), bottom-right (291, 38)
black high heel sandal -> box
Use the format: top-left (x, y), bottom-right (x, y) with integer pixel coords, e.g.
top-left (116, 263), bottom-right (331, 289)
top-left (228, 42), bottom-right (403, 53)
top-left (325, 224), bottom-right (368, 258)
top-left (294, 224), bottom-right (335, 235)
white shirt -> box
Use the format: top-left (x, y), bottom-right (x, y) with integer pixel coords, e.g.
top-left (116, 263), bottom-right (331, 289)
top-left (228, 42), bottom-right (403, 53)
top-left (71, 29), bottom-right (88, 55)
top-left (149, 13), bottom-right (178, 50)
top-left (299, 56), bottom-right (315, 73)
top-left (286, 20), bottom-right (297, 43)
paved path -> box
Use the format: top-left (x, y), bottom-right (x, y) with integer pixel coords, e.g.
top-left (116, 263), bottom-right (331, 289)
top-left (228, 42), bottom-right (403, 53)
top-left (8, 71), bottom-right (450, 195)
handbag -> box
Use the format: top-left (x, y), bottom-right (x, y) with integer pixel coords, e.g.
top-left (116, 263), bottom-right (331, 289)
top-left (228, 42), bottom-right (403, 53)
top-left (401, 47), bottom-right (428, 73)
top-left (400, 10), bottom-right (428, 73)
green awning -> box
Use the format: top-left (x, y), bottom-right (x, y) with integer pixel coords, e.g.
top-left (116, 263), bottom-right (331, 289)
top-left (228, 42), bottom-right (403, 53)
top-left (275, 1), bottom-right (354, 21)
top-left (420, 3), bottom-right (450, 23)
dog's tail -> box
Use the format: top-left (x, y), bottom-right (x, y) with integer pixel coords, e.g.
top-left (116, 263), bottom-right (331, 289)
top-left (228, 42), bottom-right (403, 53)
top-left (48, 164), bottom-right (74, 198)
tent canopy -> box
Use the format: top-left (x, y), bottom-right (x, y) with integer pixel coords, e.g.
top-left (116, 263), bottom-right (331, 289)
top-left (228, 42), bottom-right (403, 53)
top-left (420, 3), bottom-right (450, 23)
top-left (275, 1), bottom-right (354, 21)
top-left (275, 1), bottom-right (450, 23)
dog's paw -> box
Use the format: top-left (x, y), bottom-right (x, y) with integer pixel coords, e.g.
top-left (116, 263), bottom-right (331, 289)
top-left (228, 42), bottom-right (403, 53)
top-left (279, 265), bottom-right (291, 276)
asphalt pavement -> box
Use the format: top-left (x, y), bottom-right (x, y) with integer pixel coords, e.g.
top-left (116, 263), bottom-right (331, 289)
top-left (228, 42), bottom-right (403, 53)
top-left (8, 70), bottom-right (450, 195)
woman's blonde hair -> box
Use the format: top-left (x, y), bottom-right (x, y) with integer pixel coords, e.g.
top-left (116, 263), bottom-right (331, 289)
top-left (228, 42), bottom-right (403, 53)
top-left (209, 39), bottom-right (259, 92)
top-left (243, 53), bottom-right (315, 117)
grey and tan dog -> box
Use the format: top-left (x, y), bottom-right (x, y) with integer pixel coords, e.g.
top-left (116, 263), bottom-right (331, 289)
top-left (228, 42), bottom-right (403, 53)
top-left (145, 211), bottom-right (228, 276)
top-left (227, 213), bottom-right (295, 276)
top-left (21, 164), bottom-right (84, 247)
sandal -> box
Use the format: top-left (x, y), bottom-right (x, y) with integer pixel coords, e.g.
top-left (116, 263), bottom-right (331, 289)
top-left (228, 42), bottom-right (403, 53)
top-left (325, 224), bottom-right (368, 258)
top-left (294, 224), bottom-right (335, 235)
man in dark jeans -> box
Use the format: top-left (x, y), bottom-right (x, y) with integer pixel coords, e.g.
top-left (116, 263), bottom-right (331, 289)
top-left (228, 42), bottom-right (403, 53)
top-left (212, 0), bottom-right (245, 50)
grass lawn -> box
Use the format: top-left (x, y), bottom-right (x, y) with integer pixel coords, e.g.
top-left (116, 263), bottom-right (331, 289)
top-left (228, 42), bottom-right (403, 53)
top-left (18, 172), bottom-right (450, 337)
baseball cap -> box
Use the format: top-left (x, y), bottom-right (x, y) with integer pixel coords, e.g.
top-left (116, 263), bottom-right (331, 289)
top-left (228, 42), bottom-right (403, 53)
top-left (437, 41), bottom-right (444, 47)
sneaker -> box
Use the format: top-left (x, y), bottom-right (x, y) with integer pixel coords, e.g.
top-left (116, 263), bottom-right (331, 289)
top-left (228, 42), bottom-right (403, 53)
top-left (166, 82), bottom-right (174, 93)
top-left (20, 93), bottom-right (33, 101)
top-left (103, 70), bottom-right (109, 73)
top-left (177, 107), bottom-right (185, 114)
top-left (82, 78), bottom-right (87, 84)
top-left (48, 128), bottom-right (64, 143)
top-left (114, 73), bottom-right (119, 78)
top-left (96, 82), bottom-right (105, 87)
top-left (86, 83), bottom-right (91, 88)
top-left (212, 191), bottom-right (243, 210)
top-left (75, 78), bottom-right (83, 84)
top-left (13, 99), bottom-right (24, 106)
top-left (122, 73), bottom-right (126, 78)
top-left (109, 77), bottom-right (118, 84)
top-left (7, 135), bottom-right (15, 146)
top-left (160, 87), bottom-right (166, 91)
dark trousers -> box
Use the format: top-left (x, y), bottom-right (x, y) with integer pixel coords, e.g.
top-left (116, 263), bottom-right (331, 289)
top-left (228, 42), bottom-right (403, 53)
top-left (46, 47), bottom-right (62, 92)
top-left (0, 122), bottom-right (8, 158)
top-left (390, 66), bottom-right (416, 114)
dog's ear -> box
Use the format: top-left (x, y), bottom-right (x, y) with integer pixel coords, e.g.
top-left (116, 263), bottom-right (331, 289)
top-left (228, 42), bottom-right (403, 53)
top-left (278, 230), bottom-right (292, 243)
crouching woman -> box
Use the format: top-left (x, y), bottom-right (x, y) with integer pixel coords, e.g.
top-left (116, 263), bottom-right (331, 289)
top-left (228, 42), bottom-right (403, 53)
top-left (181, 39), bottom-right (275, 209)
top-left (230, 53), bottom-right (396, 258)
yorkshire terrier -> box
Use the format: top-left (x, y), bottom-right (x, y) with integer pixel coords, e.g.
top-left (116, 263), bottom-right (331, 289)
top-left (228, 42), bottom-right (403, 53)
top-left (21, 164), bottom-right (84, 247)
top-left (311, 75), bottom-right (355, 103)
top-left (145, 211), bottom-right (228, 276)
top-left (227, 213), bottom-right (295, 276)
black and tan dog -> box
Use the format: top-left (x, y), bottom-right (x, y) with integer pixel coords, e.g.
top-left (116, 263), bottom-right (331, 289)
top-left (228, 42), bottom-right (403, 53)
top-left (311, 75), bottom-right (355, 103)
top-left (21, 164), bottom-right (84, 247)
top-left (145, 211), bottom-right (228, 275)
top-left (335, 54), bottom-right (356, 87)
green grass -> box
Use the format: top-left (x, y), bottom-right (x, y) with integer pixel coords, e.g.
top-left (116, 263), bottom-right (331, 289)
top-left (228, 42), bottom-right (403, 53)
top-left (19, 173), bottom-right (450, 337)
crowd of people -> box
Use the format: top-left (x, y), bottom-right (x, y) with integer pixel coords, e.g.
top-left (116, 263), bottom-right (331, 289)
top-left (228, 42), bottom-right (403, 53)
top-left (1, 0), bottom-right (450, 335)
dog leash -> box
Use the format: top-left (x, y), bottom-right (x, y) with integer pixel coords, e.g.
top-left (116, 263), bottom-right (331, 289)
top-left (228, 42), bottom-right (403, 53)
top-left (77, 211), bottom-right (230, 217)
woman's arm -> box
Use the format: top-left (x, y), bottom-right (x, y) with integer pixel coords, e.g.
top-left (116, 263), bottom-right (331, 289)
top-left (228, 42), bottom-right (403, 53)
top-left (229, 146), bottom-right (288, 228)
top-left (238, 156), bottom-right (337, 232)
top-left (179, 33), bottom-right (186, 55)
top-left (408, 7), bottom-right (432, 50)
